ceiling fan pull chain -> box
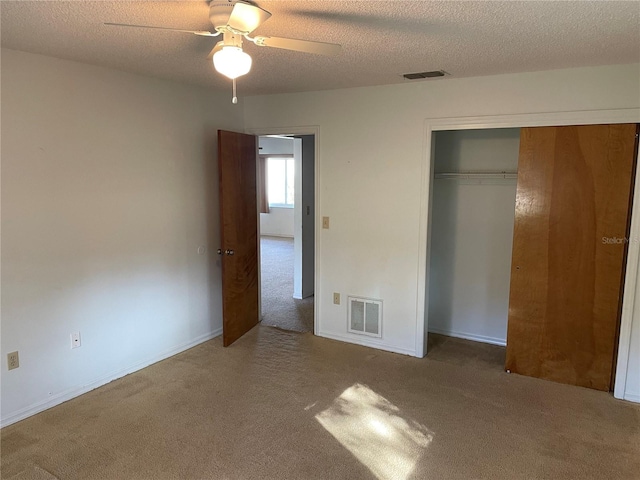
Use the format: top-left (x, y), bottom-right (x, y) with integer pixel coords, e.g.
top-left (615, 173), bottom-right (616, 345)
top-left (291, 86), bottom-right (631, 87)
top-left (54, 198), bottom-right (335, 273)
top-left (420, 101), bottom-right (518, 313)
top-left (232, 78), bottom-right (238, 104)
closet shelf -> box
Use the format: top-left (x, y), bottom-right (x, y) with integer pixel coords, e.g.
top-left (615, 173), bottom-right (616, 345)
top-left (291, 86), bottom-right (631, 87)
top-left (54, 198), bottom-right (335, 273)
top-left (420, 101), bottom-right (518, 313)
top-left (434, 172), bottom-right (518, 180)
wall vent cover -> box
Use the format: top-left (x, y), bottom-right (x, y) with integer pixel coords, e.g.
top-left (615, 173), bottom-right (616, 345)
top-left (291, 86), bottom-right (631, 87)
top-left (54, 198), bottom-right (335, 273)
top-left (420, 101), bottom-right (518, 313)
top-left (403, 70), bottom-right (447, 80)
top-left (348, 296), bottom-right (382, 338)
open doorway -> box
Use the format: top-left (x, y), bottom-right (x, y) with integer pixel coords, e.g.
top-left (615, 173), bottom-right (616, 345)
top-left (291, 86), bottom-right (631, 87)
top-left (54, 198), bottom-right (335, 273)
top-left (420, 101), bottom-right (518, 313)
top-left (258, 134), bottom-right (315, 332)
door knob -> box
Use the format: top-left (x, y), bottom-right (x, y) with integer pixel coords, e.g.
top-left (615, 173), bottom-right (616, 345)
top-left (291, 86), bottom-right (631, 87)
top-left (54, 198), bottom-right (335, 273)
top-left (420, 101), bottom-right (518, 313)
top-left (225, 249), bottom-right (235, 256)
top-left (217, 249), bottom-right (223, 255)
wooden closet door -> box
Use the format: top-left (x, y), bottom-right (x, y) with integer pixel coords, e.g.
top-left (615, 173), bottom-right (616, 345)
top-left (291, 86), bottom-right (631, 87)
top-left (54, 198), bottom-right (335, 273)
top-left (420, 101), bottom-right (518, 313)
top-left (506, 124), bottom-right (638, 391)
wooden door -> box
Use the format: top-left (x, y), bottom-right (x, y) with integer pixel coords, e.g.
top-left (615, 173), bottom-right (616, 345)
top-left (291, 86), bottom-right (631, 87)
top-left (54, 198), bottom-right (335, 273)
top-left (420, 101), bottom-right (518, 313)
top-left (506, 124), bottom-right (638, 390)
top-left (218, 130), bottom-right (259, 347)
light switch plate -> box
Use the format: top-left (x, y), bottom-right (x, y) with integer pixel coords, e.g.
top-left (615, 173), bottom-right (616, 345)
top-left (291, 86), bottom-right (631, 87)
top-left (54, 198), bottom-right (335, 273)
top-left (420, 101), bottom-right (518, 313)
top-left (322, 217), bottom-right (330, 229)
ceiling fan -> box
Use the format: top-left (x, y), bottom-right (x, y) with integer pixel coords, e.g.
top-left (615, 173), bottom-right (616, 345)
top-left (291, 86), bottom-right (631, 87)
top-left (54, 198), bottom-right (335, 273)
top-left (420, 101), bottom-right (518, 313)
top-left (105, 0), bottom-right (342, 103)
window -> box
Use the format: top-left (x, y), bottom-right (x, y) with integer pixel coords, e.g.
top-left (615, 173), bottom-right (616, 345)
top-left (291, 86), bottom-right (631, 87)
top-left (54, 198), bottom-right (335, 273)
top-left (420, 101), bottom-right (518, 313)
top-left (267, 157), bottom-right (295, 207)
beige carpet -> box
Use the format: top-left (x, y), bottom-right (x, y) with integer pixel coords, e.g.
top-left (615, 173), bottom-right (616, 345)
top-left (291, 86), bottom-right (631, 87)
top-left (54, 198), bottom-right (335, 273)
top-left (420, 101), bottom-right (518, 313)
top-left (2, 327), bottom-right (639, 480)
top-left (260, 236), bottom-right (313, 333)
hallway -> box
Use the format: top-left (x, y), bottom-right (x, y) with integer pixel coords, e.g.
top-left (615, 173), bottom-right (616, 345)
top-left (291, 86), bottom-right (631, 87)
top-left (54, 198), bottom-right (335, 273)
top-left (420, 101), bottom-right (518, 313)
top-left (260, 236), bottom-right (313, 332)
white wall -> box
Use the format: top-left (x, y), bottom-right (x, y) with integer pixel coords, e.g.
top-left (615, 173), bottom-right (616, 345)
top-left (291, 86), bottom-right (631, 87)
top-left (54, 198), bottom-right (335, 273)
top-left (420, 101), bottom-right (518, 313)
top-left (299, 135), bottom-right (316, 299)
top-left (259, 208), bottom-right (294, 237)
top-left (293, 138), bottom-right (304, 298)
top-left (0, 49), bottom-right (244, 425)
top-left (258, 136), bottom-right (294, 237)
top-left (259, 136), bottom-right (294, 155)
top-left (292, 135), bottom-right (317, 300)
top-left (428, 129), bottom-right (520, 345)
top-left (244, 63), bottom-right (640, 397)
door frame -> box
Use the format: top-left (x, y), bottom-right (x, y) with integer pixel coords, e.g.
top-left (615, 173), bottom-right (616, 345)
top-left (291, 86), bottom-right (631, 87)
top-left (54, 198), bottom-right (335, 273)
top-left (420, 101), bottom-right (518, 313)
top-left (245, 126), bottom-right (320, 334)
top-left (418, 108), bottom-right (640, 400)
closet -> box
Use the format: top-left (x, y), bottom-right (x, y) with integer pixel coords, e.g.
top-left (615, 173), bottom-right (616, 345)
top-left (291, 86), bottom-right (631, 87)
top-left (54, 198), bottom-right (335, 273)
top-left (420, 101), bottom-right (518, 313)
top-left (428, 124), bottom-right (639, 391)
top-left (428, 128), bottom-right (521, 346)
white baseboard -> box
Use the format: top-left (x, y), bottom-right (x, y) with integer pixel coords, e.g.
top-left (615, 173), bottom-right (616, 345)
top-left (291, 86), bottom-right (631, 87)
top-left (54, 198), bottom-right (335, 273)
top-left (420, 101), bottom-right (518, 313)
top-left (623, 392), bottom-right (640, 404)
top-left (317, 330), bottom-right (417, 357)
top-left (260, 233), bottom-right (294, 238)
top-left (0, 327), bottom-right (222, 428)
top-left (428, 327), bottom-right (506, 346)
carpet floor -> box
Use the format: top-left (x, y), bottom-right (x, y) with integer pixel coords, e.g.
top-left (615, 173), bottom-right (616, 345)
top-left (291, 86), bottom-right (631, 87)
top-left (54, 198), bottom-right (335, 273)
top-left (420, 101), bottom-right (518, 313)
top-left (2, 327), bottom-right (639, 480)
top-left (260, 236), bottom-right (313, 333)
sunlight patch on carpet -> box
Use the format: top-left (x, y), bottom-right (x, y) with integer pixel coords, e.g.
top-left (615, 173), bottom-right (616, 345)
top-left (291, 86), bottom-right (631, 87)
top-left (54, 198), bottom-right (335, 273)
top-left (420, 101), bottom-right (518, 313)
top-left (315, 383), bottom-right (433, 480)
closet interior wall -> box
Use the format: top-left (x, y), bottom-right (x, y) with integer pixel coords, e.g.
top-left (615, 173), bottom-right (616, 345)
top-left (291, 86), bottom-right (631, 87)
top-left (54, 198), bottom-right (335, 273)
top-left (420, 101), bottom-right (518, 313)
top-left (428, 128), bottom-right (521, 346)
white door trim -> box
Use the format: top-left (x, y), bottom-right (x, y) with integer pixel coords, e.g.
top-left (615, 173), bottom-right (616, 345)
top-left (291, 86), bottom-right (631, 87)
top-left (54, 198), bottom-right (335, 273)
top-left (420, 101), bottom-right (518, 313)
top-left (417, 109), bottom-right (640, 400)
top-left (246, 126), bottom-right (321, 335)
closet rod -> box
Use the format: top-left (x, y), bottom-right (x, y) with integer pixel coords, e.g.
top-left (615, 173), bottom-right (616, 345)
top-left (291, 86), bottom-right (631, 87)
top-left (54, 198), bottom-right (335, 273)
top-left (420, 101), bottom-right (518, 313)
top-left (434, 172), bottom-right (518, 180)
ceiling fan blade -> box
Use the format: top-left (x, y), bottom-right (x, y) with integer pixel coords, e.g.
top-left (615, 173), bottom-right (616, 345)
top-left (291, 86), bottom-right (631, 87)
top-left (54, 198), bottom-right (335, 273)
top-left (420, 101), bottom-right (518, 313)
top-left (255, 36), bottom-right (341, 56)
top-left (226, 2), bottom-right (271, 34)
top-left (104, 22), bottom-right (219, 37)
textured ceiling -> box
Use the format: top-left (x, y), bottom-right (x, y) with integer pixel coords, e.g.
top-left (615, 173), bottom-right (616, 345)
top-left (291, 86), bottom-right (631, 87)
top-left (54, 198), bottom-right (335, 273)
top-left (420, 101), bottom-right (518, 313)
top-left (1, 1), bottom-right (639, 96)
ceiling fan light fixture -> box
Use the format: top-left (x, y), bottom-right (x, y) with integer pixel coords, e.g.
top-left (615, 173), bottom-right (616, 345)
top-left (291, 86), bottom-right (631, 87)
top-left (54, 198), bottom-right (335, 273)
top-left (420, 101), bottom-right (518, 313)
top-left (213, 45), bottom-right (252, 79)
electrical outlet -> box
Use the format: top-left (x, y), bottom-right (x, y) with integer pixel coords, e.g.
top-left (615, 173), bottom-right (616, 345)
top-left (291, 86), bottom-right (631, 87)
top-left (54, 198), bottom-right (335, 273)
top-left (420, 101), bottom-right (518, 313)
top-left (322, 217), bottom-right (330, 229)
top-left (333, 292), bottom-right (340, 305)
top-left (7, 351), bottom-right (19, 370)
top-left (71, 332), bottom-right (81, 349)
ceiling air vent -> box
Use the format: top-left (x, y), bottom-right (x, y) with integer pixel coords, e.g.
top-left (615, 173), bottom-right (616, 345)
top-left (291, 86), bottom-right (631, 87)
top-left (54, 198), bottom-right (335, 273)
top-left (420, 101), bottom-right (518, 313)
top-left (403, 70), bottom-right (447, 80)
